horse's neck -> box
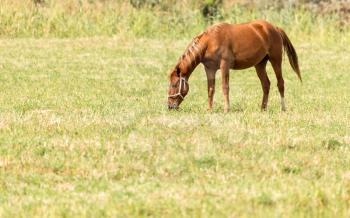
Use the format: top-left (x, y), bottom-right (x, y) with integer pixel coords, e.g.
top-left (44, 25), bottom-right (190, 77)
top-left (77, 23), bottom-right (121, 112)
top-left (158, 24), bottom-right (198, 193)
top-left (182, 59), bottom-right (200, 78)
top-left (181, 40), bottom-right (206, 78)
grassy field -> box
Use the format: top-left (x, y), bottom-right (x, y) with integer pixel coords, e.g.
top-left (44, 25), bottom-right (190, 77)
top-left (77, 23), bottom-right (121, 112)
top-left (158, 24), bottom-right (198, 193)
top-left (0, 35), bottom-right (349, 217)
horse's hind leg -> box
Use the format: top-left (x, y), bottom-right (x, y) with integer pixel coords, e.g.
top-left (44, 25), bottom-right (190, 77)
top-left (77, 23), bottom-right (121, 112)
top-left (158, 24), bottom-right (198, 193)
top-left (255, 57), bottom-right (270, 111)
top-left (269, 56), bottom-right (286, 111)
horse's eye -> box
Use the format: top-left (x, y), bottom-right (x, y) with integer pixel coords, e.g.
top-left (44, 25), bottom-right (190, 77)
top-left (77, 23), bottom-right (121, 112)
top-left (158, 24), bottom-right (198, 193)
top-left (171, 84), bottom-right (177, 88)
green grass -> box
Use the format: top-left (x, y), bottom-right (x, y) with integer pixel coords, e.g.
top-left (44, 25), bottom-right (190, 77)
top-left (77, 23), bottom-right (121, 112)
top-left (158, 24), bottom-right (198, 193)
top-left (0, 36), bottom-right (349, 217)
top-left (1, 0), bottom-right (350, 47)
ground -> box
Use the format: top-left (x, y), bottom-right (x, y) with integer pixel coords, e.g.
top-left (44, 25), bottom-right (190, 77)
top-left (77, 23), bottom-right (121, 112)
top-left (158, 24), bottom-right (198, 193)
top-left (0, 37), bottom-right (349, 217)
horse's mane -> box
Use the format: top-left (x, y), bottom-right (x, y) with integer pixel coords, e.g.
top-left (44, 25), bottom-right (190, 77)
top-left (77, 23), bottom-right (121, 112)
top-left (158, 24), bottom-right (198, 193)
top-left (170, 23), bottom-right (227, 77)
top-left (178, 23), bottom-right (227, 67)
top-left (177, 31), bottom-right (206, 70)
top-left (205, 22), bottom-right (227, 34)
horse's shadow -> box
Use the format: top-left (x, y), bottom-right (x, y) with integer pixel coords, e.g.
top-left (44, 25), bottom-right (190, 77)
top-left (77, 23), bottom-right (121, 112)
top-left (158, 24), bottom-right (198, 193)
top-left (178, 103), bottom-right (246, 113)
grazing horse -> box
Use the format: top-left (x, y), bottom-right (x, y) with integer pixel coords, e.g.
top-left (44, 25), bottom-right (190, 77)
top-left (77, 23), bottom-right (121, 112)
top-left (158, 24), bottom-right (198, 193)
top-left (167, 20), bottom-right (301, 112)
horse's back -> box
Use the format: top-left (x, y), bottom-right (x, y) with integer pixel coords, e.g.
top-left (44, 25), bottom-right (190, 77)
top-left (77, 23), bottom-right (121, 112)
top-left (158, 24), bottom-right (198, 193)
top-left (204, 20), bottom-right (282, 69)
top-left (207, 20), bottom-right (281, 46)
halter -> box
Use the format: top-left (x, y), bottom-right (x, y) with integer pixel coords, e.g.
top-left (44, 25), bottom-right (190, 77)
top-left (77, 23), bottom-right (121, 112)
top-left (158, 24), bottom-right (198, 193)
top-left (168, 76), bottom-right (188, 99)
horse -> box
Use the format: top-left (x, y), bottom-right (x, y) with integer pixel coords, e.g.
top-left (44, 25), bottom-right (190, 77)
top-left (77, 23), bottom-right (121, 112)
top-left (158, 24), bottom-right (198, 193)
top-left (167, 20), bottom-right (301, 112)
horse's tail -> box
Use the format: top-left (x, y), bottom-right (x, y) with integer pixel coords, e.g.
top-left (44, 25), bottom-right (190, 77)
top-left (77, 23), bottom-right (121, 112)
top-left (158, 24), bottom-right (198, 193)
top-left (276, 27), bottom-right (302, 82)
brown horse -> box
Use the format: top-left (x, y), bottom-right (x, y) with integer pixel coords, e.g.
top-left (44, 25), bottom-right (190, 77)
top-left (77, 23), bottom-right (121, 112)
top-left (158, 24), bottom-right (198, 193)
top-left (167, 20), bottom-right (301, 112)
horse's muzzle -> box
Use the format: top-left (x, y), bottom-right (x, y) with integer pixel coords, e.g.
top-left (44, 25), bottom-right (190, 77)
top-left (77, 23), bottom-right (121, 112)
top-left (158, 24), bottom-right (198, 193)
top-left (168, 104), bottom-right (179, 110)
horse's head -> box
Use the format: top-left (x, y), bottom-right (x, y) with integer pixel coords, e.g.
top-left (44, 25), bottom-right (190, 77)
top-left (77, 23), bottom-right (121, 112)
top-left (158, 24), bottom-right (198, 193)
top-left (167, 66), bottom-right (189, 110)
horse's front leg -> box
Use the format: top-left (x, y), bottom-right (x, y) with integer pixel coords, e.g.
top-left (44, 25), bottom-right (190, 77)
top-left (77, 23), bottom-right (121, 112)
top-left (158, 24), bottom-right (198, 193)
top-left (220, 62), bottom-right (230, 113)
top-left (205, 67), bottom-right (216, 111)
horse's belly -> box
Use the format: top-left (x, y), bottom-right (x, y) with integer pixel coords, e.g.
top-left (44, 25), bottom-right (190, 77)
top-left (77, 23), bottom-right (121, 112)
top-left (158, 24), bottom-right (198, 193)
top-left (230, 27), bottom-right (269, 69)
top-left (232, 49), bottom-right (267, 70)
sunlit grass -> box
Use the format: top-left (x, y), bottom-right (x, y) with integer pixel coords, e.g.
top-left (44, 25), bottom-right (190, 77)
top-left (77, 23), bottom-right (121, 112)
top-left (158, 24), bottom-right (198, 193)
top-left (0, 36), bottom-right (349, 217)
top-left (0, 0), bottom-right (349, 47)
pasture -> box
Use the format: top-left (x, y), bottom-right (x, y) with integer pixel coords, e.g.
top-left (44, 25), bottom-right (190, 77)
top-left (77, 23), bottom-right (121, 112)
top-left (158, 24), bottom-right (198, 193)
top-left (0, 35), bottom-right (349, 217)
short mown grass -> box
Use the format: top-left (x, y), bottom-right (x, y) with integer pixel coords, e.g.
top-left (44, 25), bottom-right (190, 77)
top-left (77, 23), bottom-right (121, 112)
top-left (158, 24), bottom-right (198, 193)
top-left (0, 35), bottom-right (349, 217)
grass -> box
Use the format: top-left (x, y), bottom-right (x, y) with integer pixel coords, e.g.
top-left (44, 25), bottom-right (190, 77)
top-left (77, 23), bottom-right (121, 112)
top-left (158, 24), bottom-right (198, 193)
top-left (1, 0), bottom-right (350, 47)
top-left (0, 34), bottom-right (349, 217)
